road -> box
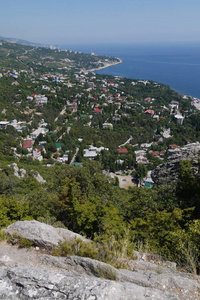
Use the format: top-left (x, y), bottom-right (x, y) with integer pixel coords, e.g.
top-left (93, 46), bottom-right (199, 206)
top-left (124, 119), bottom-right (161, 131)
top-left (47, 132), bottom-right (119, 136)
top-left (70, 147), bottom-right (79, 165)
top-left (118, 135), bottom-right (133, 147)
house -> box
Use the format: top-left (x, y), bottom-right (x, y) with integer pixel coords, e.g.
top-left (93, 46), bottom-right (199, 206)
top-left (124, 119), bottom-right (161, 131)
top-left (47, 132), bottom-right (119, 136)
top-left (160, 151), bottom-right (166, 158)
top-left (153, 115), bottom-right (159, 120)
top-left (33, 149), bottom-right (43, 161)
top-left (169, 144), bottom-right (180, 150)
top-left (152, 151), bottom-right (160, 157)
top-left (169, 101), bottom-right (179, 110)
top-left (144, 97), bottom-right (151, 102)
top-left (144, 177), bottom-right (154, 188)
top-left (83, 145), bottom-right (108, 159)
top-left (27, 96), bottom-right (34, 101)
top-left (55, 143), bottom-right (62, 150)
top-left (94, 107), bottom-right (102, 113)
top-left (135, 150), bottom-right (149, 164)
top-left (174, 114), bottom-right (184, 125)
top-left (35, 95), bottom-right (48, 105)
top-left (144, 110), bottom-right (154, 116)
top-left (117, 148), bottom-right (128, 154)
top-left (113, 114), bottom-right (121, 122)
top-left (22, 140), bottom-right (33, 152)
top-left (161, 128), bottom-right (171, 139)
top-left (141, 143), bottom-right (152, 149)
top-left (0, 121), bottom-right (9, 129)
top-left (88, 82), bottom-right (95, 89)
top-left (42, 85), bottom-right (50, 91)
top-left (30, 128), bottom-right (48, 139)
top-left (102, 123), bottom-right (113, 129)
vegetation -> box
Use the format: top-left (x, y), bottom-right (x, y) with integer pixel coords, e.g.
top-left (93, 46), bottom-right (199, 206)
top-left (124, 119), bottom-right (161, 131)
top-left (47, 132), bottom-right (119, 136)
top-left (0, 40), bottom-right (200, 275)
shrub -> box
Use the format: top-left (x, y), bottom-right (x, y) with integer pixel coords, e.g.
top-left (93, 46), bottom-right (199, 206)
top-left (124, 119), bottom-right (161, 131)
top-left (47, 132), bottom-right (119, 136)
top-left (0, 230), bottom-right (6, 241)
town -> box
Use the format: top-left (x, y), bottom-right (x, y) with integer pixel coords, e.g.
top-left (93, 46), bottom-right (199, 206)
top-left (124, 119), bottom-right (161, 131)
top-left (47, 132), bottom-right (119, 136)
top-left (0, 40), bottom-right (199, 188)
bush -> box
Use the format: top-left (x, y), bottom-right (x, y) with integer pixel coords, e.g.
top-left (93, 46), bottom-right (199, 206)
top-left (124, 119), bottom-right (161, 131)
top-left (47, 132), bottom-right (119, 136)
top-left (0, 230), bottom-right (6, 241)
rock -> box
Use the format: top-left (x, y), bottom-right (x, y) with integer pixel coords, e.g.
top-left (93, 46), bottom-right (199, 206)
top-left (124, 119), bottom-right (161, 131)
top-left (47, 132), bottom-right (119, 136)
top-left (10, 163), bottom-right (26, 178)
top-left (0, 265), bottom-right (180, 300)
top-left (40, 254), bottom-right (119, 280)
top-left (152, 142), bottom-right (200, 184)
top-left (118, 269), bottom-right (200, 299)
top-left (133, 251), bottom-right (177, 270)
top-left (5, 220), bottom-right (89, 248)
top-left (31, 171), bottom-right (46, 183)
top-left (2, 221), bottom-right (200, 299)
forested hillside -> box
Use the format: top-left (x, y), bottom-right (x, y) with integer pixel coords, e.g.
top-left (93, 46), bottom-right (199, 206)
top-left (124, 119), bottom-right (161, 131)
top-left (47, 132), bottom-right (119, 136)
top-left (0, 40), bottom-right (200, 275)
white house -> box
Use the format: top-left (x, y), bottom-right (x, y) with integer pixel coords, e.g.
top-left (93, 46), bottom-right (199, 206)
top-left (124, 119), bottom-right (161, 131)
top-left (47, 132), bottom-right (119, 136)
top-left (0, 121), bottom-right (9, 129)
top-left (102, 123), bottom-right (113, 129)
top-left (30, 128), bottom-right (48, 139)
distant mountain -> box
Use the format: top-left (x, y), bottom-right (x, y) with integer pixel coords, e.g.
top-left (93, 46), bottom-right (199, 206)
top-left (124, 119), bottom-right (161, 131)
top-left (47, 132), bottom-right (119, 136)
top-left (0, 36), bottom-right (46, 47)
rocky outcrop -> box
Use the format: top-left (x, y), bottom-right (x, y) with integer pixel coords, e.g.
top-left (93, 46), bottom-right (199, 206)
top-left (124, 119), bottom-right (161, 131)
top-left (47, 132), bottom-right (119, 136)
top-left (31, 171), bottom-right (46, 183)
top-left (152, 142), bottom-right (200, 184)
top-left (9, 163), bottom-right (46, 183)
top-left (1, 221), bottom-right (200, 299)
top-left (10, 163), bottom-right (26, 178)
top-left (5, 220), bottom-right (89, 248)
top-left (0, 265), bottom-right (180, 300)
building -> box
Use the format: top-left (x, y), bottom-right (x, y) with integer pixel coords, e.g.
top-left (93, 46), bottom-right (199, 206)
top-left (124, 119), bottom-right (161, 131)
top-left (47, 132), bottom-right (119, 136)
top-left (102, 123), bottom-right (113, 129)
top-left (144, 110), bottom-right (154, 116)
top-left (22, 140), bottom-right (33, 152)
top-left (30, 128), bottom-right (48, 139)
top-left (33, 149), bottom-right (43, 161)
top-left (35, 95), bottom-right (48, 105)
top-left (83, 145), bottom-right (108, 159)
top-left (0, 121), bottom-right (9, 129)
top-left (174, 114), bottom-right (184, 125)
top-left (117, 148), bottom-right (128, 154)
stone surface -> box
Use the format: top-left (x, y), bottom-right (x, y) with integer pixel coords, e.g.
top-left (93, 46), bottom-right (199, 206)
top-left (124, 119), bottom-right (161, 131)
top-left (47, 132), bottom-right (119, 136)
top-left (1, 221), bottom-right (200, 299)
top-left (10, 163), bottom-right (26, 178)
top-left (0, 265), bottom-right (179, 300)
top-left (5, 220), bottom-right (89, 248)
top-left (32, 171), bottom-right (46, 183)
top-left (152, 142), bottom-right (200, 184)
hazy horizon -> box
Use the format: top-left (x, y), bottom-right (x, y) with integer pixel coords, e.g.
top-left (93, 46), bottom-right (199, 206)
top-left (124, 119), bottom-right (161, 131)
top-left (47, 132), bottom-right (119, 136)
top-left (1, 0), bottom-right (200, 46)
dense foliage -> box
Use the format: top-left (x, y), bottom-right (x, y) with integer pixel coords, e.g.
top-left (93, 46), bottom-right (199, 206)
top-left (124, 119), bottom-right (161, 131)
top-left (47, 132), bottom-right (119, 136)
top-left (0, 159), bottom-right (199, 274)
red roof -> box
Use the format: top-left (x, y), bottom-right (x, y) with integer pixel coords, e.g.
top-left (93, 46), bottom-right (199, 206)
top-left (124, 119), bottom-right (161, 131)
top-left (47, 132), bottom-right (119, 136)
top-left (144, 110), bottom-right (154, 115)
top-left (160, 151), bottom-right (166, 155)
top-left (94, 107), bottom-right (101, 113)
top-left (117, 148), bottom-right (128, 154)
top-left (169, 144), bottom-right (180, 149)
top-left (34, 104), bottom-right (43, 107)
top-left (152, 151), bottom-right (160, 157)
top-left (22, 140), bottom-right (33, 149)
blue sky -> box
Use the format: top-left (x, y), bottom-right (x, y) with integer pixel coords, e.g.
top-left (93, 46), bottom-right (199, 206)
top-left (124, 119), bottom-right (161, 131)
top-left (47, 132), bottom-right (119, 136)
top-left (0, 0), bottom-right (200, 45)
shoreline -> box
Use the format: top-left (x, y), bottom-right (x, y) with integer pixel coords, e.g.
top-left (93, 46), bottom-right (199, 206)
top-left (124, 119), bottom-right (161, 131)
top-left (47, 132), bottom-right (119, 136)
top-left (87, 58), bottom-right (123, 73)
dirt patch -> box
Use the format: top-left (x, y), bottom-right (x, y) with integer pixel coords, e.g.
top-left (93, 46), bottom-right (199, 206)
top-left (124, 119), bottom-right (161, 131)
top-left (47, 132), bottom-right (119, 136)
top-left (117, 175), bottom-right (137, 189)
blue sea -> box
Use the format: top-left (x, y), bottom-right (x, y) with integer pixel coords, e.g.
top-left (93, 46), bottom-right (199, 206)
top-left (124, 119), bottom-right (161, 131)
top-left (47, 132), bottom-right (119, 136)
top-left (61, 43), bottom-right (200, 99)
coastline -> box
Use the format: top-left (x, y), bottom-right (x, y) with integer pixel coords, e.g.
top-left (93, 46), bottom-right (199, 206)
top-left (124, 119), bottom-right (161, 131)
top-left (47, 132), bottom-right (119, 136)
top-left (87, 58), bottom-right (123, 72)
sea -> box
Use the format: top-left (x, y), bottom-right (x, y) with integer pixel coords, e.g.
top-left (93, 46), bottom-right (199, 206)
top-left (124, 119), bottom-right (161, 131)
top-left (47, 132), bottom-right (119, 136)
top-left (61, 43), bottom-right (200, 99)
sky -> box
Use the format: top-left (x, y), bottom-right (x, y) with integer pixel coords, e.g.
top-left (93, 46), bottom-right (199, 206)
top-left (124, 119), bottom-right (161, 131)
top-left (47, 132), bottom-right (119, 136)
top-left (0, 0), bottom-right (200, 45)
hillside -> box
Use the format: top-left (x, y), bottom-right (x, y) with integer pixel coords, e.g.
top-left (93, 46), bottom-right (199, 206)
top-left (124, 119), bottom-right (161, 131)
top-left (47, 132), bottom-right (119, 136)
top-left (0, 40), bottom-right (200, 281)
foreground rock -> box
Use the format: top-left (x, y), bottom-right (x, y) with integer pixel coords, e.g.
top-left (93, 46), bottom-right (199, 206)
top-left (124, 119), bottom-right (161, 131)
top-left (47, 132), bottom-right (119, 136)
top-left (5, 220), bottom-right (89, 248)
top-left (1, 220), bottom-right (200, 299)
top-left (152, 142), bottom-right (200, 184)
top-left (0, 265), bottom-right (180, 300)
